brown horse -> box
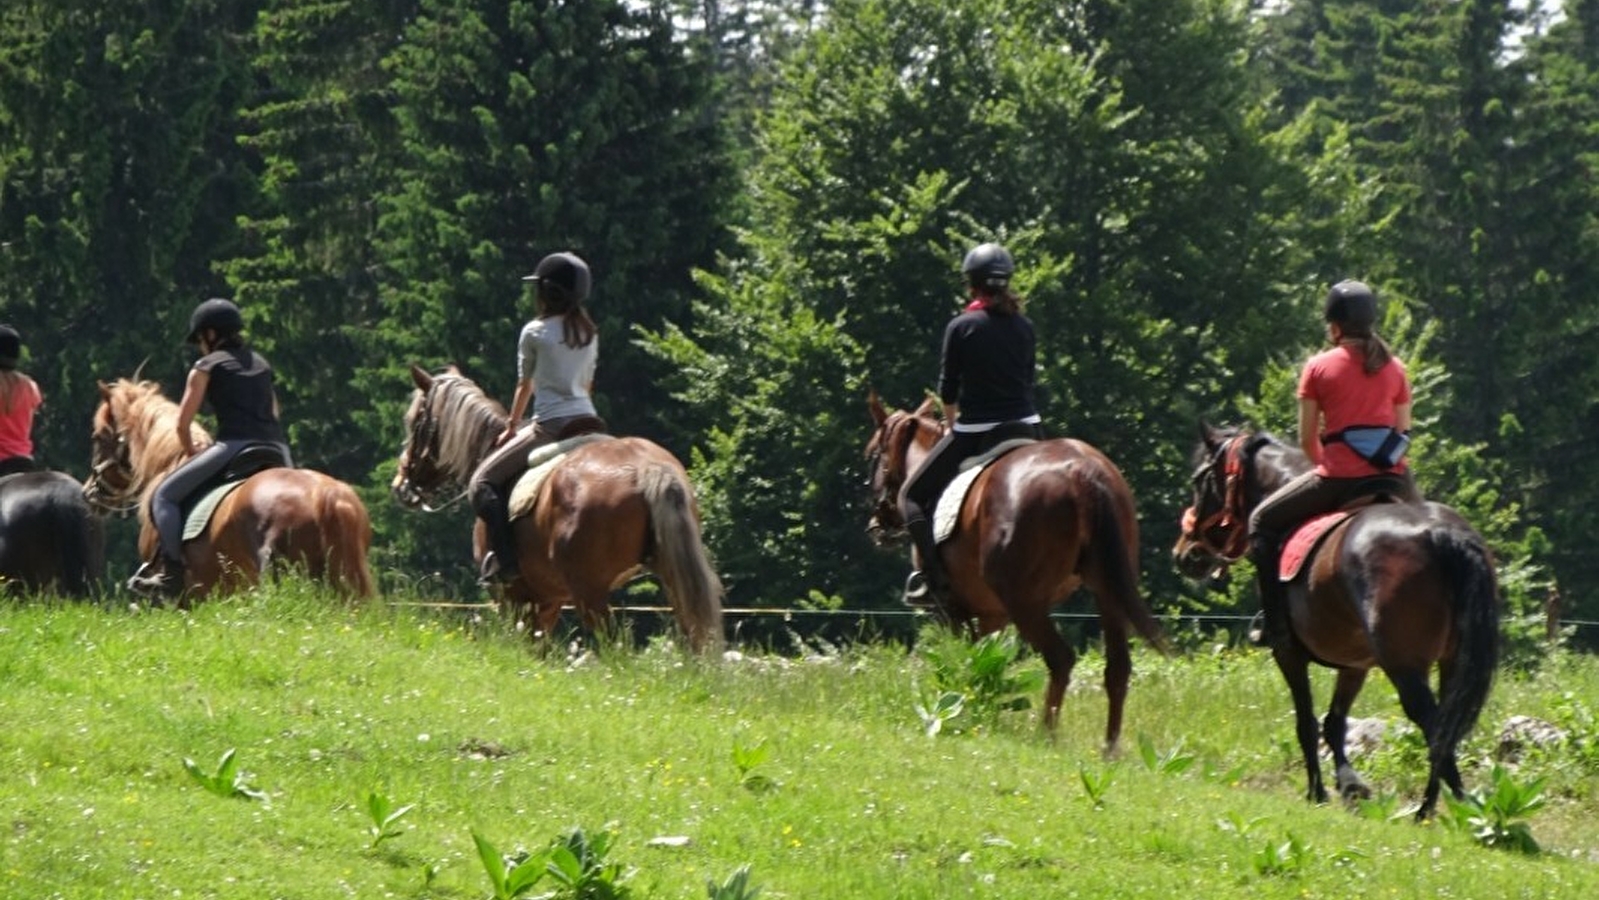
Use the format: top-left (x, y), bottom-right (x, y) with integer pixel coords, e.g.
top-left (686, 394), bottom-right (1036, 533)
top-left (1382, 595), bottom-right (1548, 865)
top-left (391, 365), bottom-right (723, 653)
top-left (85, 378), bottom-right (374, 601)
top-left (865, 392), bottom-right (1165, 749)
top-left (1173, 422), bottom-right (1499, 818)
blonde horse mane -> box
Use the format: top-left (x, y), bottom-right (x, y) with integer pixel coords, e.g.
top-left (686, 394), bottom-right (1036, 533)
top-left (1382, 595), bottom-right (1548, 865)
top-left (418, 372), bottom-right (508, 483)
top-left (98, 378), bottom-right (212, 506)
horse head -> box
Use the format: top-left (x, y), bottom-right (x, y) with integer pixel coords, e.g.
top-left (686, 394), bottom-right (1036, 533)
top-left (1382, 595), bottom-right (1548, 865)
top-left (1172, 421), bottom-right (1309, 581)
top-left (393, 364), bottom-right (502, 511)
top-left (862, 390), bottom-right (942, 547)
top-left (84, 379), bottom-right (147, 514)
top-left (392, 364), bottom-right (446, 509)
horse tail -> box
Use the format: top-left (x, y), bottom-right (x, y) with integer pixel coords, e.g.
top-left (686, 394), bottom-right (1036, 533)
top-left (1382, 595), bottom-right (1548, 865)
top-left (1429, 525), bottom-right (1499, 765)
top-left (638, 463), bottom-right (724, 654)
top-left (1087, 469), bottom-right (1168, 653)
top-left (317, 480), bottom-right (375, 599)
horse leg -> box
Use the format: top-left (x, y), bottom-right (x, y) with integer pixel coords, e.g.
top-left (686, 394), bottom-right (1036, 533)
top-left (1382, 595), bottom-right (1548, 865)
top-left (1011, 609), bottom-right (1076, 738)
top-left (1098, 612), bottom-right (1133, 756)
top-left (1323, 667), bottom-right (1371, 802)
top-left (1387, 666), bottom-right (1447, 818)
top-left (1272, 644), bottom-right (1327, 804)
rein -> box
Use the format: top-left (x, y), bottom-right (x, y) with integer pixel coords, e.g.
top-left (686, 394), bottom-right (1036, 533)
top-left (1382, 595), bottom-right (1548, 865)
top-left (399, 376), bottom-right (473, 513)
top-left (1180, 432), bottom-right (1254, 563)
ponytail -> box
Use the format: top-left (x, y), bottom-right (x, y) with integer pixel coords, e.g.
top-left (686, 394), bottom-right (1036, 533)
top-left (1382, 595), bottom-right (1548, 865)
top-left (1340, 325), bottom-right (1392, 375)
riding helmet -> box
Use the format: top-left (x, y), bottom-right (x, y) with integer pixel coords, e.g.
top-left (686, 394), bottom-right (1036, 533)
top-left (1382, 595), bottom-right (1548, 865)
top-left (1323, 280), bottom-right (1378, 330)
top-left (961, 243), bottom-right (1015, 290)
top-left (0, 324), bottom-right (20, 370)
top-left (521, 251), bottom-right (592, 304)
top-left (187, 298), bottom-right (245, 344)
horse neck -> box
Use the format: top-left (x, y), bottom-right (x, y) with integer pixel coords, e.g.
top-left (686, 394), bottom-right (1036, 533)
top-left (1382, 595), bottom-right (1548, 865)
top-left (432, 380), bottom-right (508, 483)
top-left (1248, 441), bottom-right (1310, 509)
top-left (124, 391), bottom-right (205, 491)
top-left (899, 416), bottom-right (941, 482)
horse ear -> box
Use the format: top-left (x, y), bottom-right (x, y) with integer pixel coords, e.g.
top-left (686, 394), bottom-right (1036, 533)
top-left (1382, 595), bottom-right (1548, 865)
top-left (409, 364), bottom-right (433, 391)
top-left (867, 388), bottom-right (888, 427)
top-left (98, 380), bottom-right (112, 400)
top-left (445, 362), bottom-right (462, 375)
top-left (1198, 419), bottom-right (1222, 449)
top-left (913, 395), bottom-right (938, 419)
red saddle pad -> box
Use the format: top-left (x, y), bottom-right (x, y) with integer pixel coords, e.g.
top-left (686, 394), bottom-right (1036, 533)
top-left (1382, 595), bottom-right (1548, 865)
top-left (1278, 510), bottom-right (1353, 582)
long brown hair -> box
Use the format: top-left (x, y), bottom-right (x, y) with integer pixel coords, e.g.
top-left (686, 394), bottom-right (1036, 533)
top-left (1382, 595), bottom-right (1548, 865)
top-left (1339, 325), bottom-right (1394, 375)
top-left (538, 284), bottom-right (597, 349)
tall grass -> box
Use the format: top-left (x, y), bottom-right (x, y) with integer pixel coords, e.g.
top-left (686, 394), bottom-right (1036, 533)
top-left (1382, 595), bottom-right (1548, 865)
top-left (0, 583), bottom-right (1595, 898)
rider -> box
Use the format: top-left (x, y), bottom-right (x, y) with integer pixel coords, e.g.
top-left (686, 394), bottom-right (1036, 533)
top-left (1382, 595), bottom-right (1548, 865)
top-left (127, 298), bottom-right (292, 597)
top-left (470, 250), bottom-right (600, 586)
top-left (1246, 279), bottom-right (1421, 646)
top-left (899, 242), bottom-right (1044, 604)
top-left (0, 324), bottom-right (43, 477)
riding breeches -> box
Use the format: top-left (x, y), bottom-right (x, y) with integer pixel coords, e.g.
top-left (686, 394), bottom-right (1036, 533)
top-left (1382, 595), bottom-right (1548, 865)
top-left (1247, 469), bottom-right (1420, 552)
top-left (151, 439), bottom-right (293, 563)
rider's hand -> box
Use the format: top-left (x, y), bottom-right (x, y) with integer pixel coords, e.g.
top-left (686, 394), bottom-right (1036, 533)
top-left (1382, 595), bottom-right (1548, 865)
top-left (493, 422), bottom-right (518, 448)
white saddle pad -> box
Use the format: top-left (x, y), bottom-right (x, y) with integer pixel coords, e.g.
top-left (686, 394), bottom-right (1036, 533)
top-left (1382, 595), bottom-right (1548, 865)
top-left (931, 439), bottom-right (1035, 543)
top-left (507, 434), bottom-right (613, 521)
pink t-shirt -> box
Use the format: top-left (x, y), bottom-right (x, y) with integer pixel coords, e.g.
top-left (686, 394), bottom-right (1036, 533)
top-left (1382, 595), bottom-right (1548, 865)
top-left (0, 375), bottom-right (42, 460)
top-left (1298, 345), bottom-right (1411, 478)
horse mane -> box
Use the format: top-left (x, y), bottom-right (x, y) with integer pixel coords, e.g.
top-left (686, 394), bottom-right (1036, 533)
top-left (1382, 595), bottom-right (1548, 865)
top-left (100, 378), bottom-right (212, 507)
top-left (422, 373), bottom-right (508, 482)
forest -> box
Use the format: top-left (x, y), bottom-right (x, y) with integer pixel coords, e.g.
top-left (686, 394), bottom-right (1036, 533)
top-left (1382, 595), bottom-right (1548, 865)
top-left (1, 0), bottom-right (1595, 644)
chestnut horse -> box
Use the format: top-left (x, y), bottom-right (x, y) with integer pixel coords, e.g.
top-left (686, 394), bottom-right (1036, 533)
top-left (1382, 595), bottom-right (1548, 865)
top-left (865, 393), bottom-right (1165, 749)
top-left (391, 365), bottom-right (723, 653)
top-left (1173, 422), bottom-right (1498, 818)
top-left (86, 378), bottom-right (374, 601)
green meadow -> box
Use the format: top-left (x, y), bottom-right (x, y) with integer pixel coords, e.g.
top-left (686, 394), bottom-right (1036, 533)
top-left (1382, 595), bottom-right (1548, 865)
top-left (1, 585), bottom-right (1595, 899)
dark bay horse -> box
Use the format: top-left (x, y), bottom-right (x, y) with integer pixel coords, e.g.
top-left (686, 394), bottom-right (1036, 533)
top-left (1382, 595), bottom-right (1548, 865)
top-left (392, 365), bottom-right (723, 653)
top-left (865, 392), bottom-right (1166, 749)
top-left (86, 378), bottom-right (374, 601)
top-left (1173, 422), bottom-right (1498, 818)
top-left (0, 470), bottom-right (105, 595)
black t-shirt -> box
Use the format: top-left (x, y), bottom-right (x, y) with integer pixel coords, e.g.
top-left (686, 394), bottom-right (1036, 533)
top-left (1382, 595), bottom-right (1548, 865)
top-left (193, 346), bottom-right (285, 443)
top-left (937, 307), bottom-right (1038, 425)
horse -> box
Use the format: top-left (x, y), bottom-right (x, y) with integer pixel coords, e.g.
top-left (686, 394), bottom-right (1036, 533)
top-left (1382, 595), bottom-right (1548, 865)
top-left (85, 378), bottom-right (375, 602)
top-left (391, 365), bottom-right (723, 653)
top-left (0, 470), bottom-right (105, 596)
top-left (864, 392), bottom-right (1166, 750)
top-left (1172, 422), bottom-right (1499, 818)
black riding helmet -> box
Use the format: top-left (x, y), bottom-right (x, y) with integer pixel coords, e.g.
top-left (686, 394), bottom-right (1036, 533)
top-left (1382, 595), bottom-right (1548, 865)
top-left (0, 324), bottom-right (20, 370)
top-left (187, 298), bottom-right (245, 344)
top-left (1324, 280), bottom-right (1378, 331)
top-left (522, 251), bottom-right (592, 304)
top-left (961, 243), bottom-right (1014, 290)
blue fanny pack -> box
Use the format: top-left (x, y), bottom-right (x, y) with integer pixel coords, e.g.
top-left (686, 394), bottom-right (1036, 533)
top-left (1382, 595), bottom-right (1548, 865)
top-left (1324, 426), bottom-right (1410, 469)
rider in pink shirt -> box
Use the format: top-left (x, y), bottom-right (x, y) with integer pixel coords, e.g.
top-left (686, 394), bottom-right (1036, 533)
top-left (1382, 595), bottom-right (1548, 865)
top-left (0, 325), bottom-right (43, 477)
top-left (1246, 281), bottom-right (1421, 646)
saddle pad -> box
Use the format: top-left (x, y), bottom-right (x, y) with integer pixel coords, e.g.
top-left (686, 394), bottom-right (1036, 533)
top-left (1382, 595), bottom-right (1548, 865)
top-left (508, 434), bottom-right (614, 521)
top-left (183, 481), bottom-right (248, 542)
top-left (1278, 510), bottom-right (1353, 582)
top-left (932, 439), bottom-right (1036, 544)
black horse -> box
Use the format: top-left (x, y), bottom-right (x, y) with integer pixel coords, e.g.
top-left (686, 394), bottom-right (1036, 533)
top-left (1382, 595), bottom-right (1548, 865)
top-left (0, 470), bottom-right (105, 596)
top-left (1173, 423), bottom-right (1498, 819)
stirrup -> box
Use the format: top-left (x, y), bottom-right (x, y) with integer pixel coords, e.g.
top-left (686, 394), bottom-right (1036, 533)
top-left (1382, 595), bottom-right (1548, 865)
top-left (903, 570), bottom-right (930, 605)
top-left (127, 560), bottom-right (185, 598)
top-left (477, 551), bottom-right (516, 587)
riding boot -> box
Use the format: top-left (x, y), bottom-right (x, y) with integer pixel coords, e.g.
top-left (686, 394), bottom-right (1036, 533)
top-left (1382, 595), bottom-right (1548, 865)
top-left (1249, 541), bottom-right (1289, 647)
top-left (472, 482), bottom-right (520, 586)
top-left (127, 556), bottom-right (186, 599)
top-left (902, 513), bottom-right (950, 607)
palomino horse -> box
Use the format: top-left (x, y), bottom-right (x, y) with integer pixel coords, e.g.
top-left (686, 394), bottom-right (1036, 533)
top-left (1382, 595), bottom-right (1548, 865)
top-left (86, 378), bottom-right (374, 601)
top-left (864, 392), bottom-right (1165, 749)
top-left (391, 365), bottom-right (723, 653)
top-left (0, 470), bottom-right (105, 595)
top-left (1173, 422), bottom-right (1498, 818)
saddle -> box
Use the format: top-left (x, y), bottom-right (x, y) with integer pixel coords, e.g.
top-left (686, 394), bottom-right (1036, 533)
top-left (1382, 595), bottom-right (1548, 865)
top-left (508, 433), bottom-right (616, 521)
top-left (179, 444), bottom-right (289, 541)
top-left (1278, 494), bottom-right (1395, 582)
top-left (931, 438), bottom-right (1037, 544)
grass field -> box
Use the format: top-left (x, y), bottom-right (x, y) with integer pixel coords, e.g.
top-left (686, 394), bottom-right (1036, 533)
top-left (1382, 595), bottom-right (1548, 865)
top-left (1, 584), bottom-right (1595, 899)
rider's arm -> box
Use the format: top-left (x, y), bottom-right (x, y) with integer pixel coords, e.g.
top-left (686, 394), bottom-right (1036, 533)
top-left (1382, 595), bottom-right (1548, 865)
top-left (495, 377), bottom-right (534, 447)
top-left (1297, 397), bottom-right (1321, 464)
top-left (1394, 401), bottom-right (1412, 432)
top-left (175, 367), bottom-right (210, 457)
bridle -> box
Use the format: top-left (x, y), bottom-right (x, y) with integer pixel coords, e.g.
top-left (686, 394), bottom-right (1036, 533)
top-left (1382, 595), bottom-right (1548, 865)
top-left (394, 378), bottom-right (468, 513)
top-left (1179, 432), bottom-right (1256, 563)
top-left (85, 423), bottom-right (140, 518)
top-left (864, 412), bottom-right (921, 543)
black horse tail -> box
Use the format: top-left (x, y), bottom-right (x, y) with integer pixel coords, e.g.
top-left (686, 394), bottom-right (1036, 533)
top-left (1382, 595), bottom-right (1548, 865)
top-left (1429, 525), bottom-right (1500, 767)
top-left (1088, 470), bottom-right (1168, 654)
